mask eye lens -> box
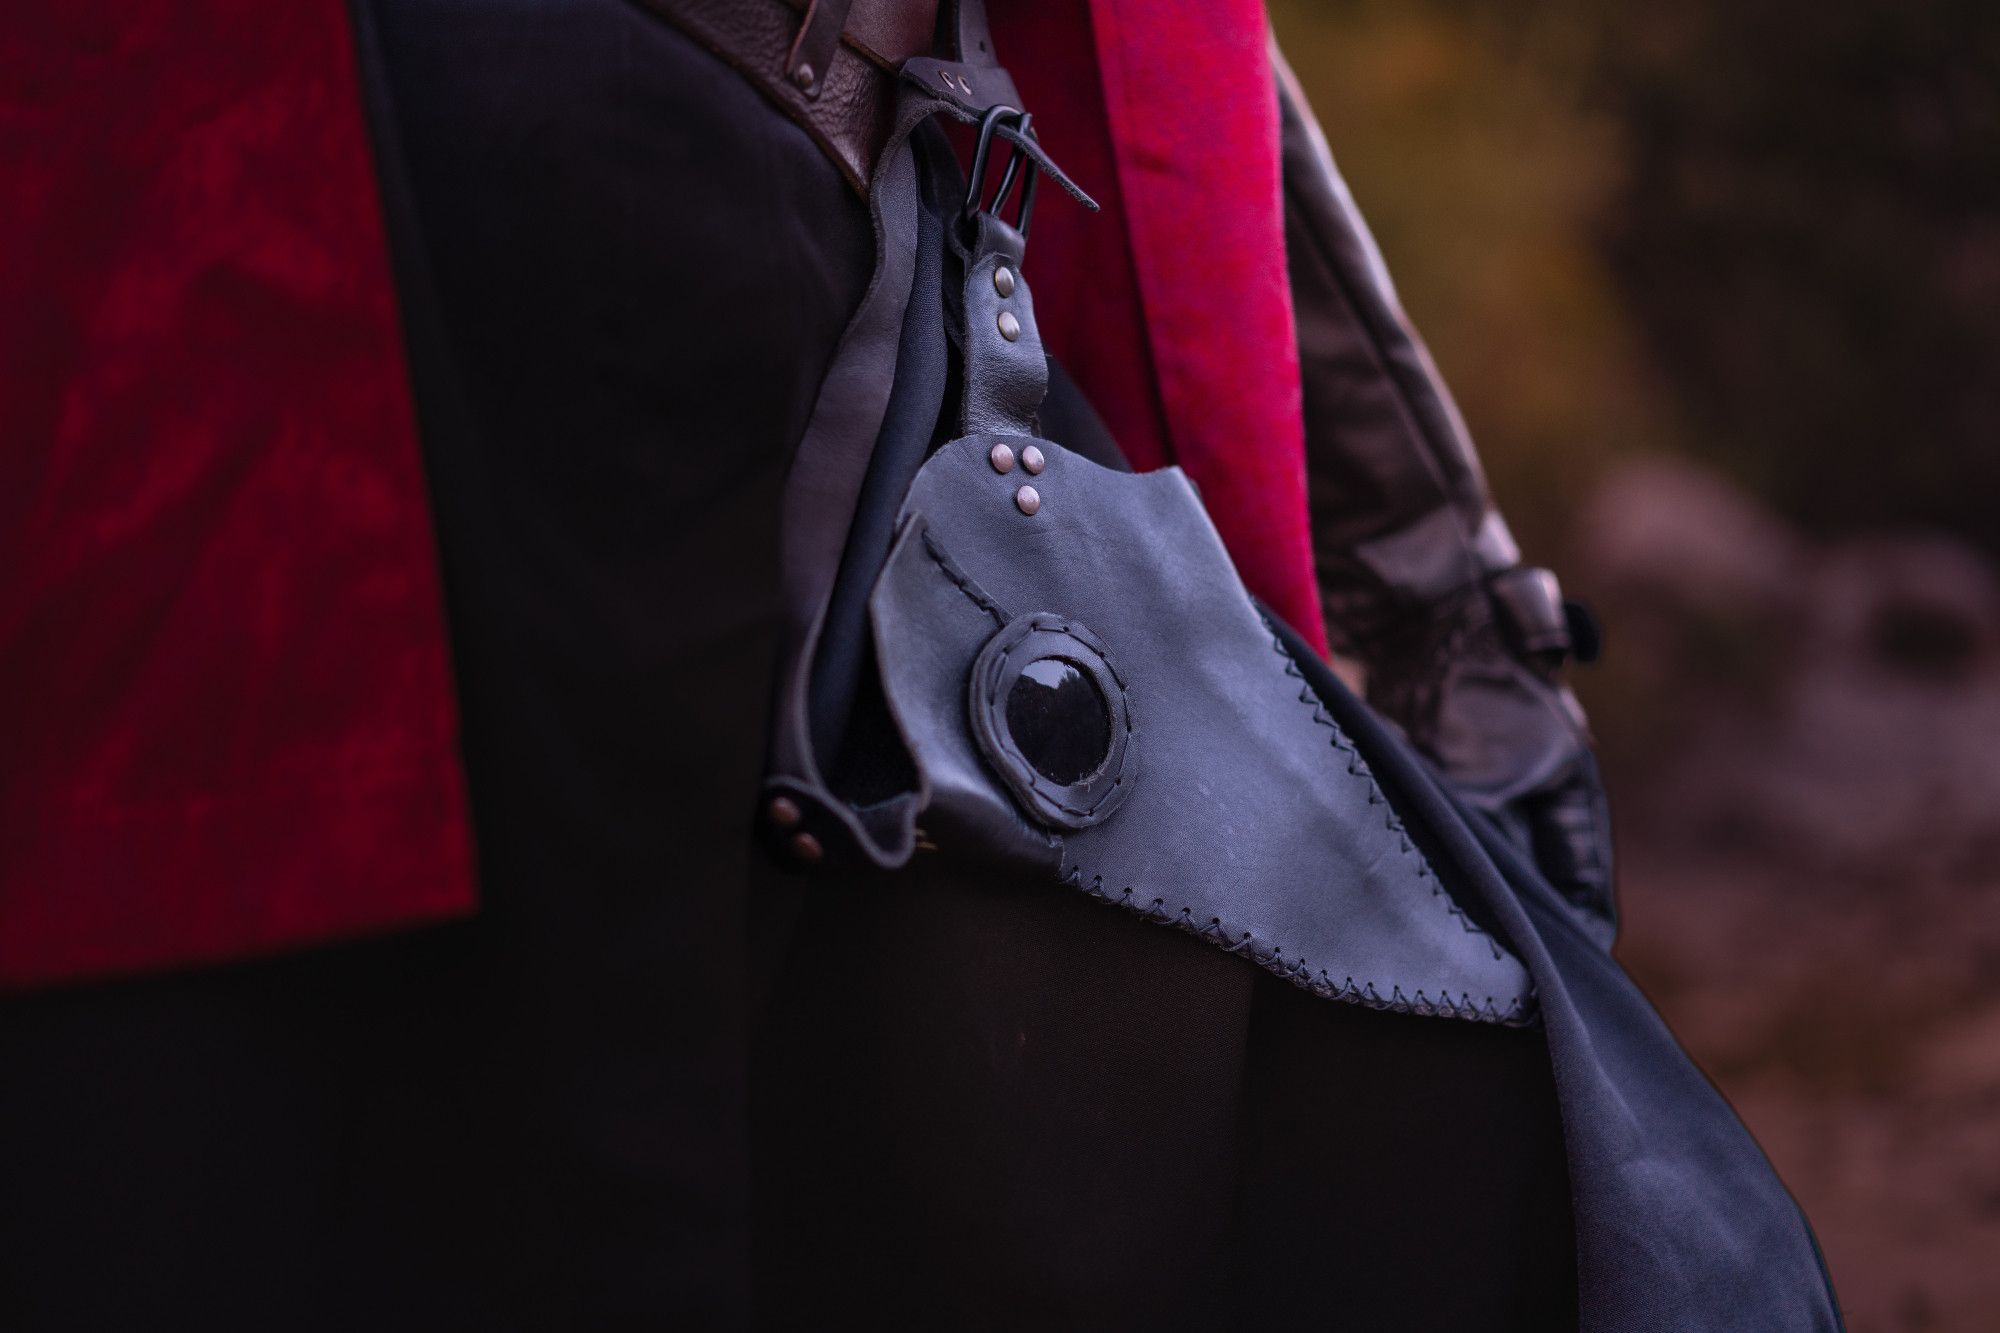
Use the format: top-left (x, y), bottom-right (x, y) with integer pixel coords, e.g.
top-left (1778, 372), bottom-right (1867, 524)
top-left (1004, 657), bottom-right (1110, 785)
top-left (969, 613), bottom-right (1132, 830)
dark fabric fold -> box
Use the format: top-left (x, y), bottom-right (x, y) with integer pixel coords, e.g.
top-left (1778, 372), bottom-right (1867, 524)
top-left (1268, 613), bottom-right (1843, 1333)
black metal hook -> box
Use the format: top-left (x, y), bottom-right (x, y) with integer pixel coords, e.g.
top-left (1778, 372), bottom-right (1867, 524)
top-left (962, 104), bottom-right (1041, 240)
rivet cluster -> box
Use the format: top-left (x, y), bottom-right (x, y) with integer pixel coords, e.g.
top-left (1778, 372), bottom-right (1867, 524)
top-left (767, 796), bottom-right (822, 863)
top-left (983, 261), bottom-right (1046, 517)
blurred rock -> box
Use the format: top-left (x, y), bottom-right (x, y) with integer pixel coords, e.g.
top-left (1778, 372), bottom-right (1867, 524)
top-left (1578, 455), bottom-right (2000, 878)
top-left (1618, 857), bottom-right (2000, 1333)
top-left (1811, 537), bottom-right (2000, 684)
top-left (1579, 453), bottom-right (1808, 618)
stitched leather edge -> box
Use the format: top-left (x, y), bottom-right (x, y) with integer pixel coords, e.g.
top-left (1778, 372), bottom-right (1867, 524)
top-left (920, 508), bottom-right (1533, 1026)
top-left (1055, 623), bottom-right (1535, 1028)
top-left (1263, 621), bottom-right (1507, 959)
top-left (1058, 867), bottom-right (1532, 1026)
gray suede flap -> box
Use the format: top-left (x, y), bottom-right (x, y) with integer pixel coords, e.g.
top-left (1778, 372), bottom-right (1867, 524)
top-left (869, 434), bottom-right (1535, 1024)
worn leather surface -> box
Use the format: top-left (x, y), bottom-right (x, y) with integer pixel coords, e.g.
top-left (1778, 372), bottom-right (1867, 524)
top-left (759, 103), bottom-right (933, 867)
top-left (781, 0), bottom-right (856, 100)
top-left (635, 0), bottom-right (931, 192)
top-left (749, 32), bottom-right (1529, 1017)
top-left (755, 69), bottom-right (1089, 868)
top-left (779, 0), bottom-right (934, 70)
top-left (1367, 583), bottom-right (1619, 940)
top-left (871, 436), bottom-right (1535, 1023)
top-left (635, 0), bottom-right (1046, 198)
top-left (958, 214), bottom-right (1046, 436)
top-left (900, 56), bottom-right (1021, 117)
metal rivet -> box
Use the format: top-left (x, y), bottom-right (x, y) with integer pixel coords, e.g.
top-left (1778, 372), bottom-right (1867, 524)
top-left (1020, 444), bottom-right (1045, 475)
top-left (993, 266), bottom-right (1016, 298)
top-left (989, 442), bottom-right (1016, 474)
top-left (790, 830), bottom-right (824, 863)
top-left (997, 310), bottom-right (1021, 341)
top-left (791, 62), bottom-right (815, 90)
top-left (768, 796), bottom-right (802, 829)
top-left (1015, 484), bottom-right (1041, 516)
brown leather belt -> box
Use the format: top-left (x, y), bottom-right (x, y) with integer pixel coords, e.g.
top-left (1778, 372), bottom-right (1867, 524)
top-left (636, 0), bottom-right (940, 195)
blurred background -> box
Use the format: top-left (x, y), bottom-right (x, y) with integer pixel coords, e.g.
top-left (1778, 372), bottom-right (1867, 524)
top-left (1269, 2), bottom-right (2000, 1329)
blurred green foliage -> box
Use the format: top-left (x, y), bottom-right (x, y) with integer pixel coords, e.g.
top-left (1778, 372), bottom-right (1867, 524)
top-left (1270, 0), bottom-right (2000, 559)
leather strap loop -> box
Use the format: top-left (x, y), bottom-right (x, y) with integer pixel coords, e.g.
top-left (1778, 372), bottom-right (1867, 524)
top-left (958, 213), bottom-right (1047, 437)
top-left (899, 55), bottom-right (1019, 116)
top-left (1487, 565), bottom-right (1575, 667)
top-left (783, 0), bottom-right (858, 99)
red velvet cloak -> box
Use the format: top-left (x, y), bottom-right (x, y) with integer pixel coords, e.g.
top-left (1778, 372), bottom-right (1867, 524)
top-left (0, 0), bottom-right (1317, 986)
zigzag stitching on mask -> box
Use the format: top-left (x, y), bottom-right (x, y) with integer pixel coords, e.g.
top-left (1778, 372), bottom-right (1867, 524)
top-left (916, 522), bottom-right (1516, 1001)
top-left (1058, 867), bottom-right (1532, 1026)
top-left (1265, 626), bottom-right (1505, 962)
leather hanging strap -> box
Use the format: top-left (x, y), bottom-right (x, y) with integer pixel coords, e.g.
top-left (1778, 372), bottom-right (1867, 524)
top-left (783, 0), bottom-right (859, 100)
top-left (759, 98), bottom-right (936, 869)
top-left (958, 214), bottom-right (1046, 437)
top-left (755, 4), bottom-right (1091, 868)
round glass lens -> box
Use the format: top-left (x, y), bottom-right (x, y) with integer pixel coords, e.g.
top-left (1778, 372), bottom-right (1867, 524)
top-left (1004, 657), bottom-right (1111, 785)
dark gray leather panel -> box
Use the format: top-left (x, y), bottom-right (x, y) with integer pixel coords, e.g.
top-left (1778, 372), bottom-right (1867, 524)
top-left (958, 215), bottom-right (1046, 438)
top-left (870, 521), bottom-right (1061, 870)
top-left (870, 434), bottom-right (1535, 1023)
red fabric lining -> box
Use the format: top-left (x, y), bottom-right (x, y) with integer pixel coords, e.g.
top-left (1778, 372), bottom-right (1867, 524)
top-left (0, 2), bottom-right (475, 986)
top-left (997, 0), bottom-right (1327, 654)
top-left (991, 4), bottom-right (1174, 478)
top-left (1, 0), bottom-right (1322, 985)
